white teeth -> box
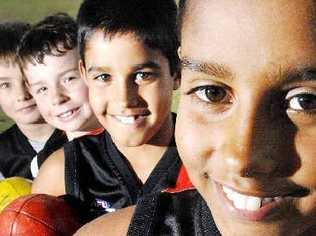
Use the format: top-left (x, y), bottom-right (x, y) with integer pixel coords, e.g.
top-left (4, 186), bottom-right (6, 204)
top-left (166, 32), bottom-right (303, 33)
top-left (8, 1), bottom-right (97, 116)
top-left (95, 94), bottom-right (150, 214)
top-left (115, 115), bottom-right (136, 124)
top-left (58, 110), bottom-right (73, 118)
top-left (222, 186), bottom-right (281, 211)
top-left (246, 196), bottom-right (261, 211)
top-left (234, 192), bottom-right (247, 210)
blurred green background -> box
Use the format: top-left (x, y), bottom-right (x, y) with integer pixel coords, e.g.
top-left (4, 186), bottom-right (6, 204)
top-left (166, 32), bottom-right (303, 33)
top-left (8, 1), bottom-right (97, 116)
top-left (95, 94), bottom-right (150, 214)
top-left (0, 0), bottom-right (180, 132)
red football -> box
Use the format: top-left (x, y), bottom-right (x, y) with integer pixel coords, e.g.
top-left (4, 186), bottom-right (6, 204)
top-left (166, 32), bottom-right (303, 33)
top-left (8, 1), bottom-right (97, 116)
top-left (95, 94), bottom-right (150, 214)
top-left (0, 194), bottom-right (83, 236)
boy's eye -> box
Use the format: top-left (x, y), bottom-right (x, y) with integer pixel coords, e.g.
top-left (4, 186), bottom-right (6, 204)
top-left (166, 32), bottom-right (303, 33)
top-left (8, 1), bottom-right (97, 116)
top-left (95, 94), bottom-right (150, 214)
top-left (134, 72), bottom-right (154, 84)
top-left (194, 85), bottom-right (230, 103)
top-left (36, 87), bottom-right (48, 95)
top-left (0, 82), bottom-right (10, 89)
top-left (287, 93), bottom-right (316, 111)
top-left (64, 76), bottom-right (78, 83)
top-left (94, 73), bottom-right (110, 82)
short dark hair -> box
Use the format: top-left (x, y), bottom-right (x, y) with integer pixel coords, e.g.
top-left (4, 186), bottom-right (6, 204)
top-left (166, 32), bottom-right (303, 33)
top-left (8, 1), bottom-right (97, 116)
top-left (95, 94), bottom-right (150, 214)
top-left (178, 0), bottom-right (187, 38)
top-left (17, 13), bottom-right (77, 66)
top-left (0, 21), bottom-right (30, 64)
top-left (77, 0), bottom-right (179, 75)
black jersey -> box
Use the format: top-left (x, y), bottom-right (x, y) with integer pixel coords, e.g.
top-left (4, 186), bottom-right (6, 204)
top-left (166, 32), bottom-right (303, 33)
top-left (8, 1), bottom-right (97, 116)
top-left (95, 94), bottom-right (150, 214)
top-left (64, 129), bottom-right (181, 221)
top-left (0, 124), bottom-right (67, 179)
top-left (128, 189), bottom-right (221, 236)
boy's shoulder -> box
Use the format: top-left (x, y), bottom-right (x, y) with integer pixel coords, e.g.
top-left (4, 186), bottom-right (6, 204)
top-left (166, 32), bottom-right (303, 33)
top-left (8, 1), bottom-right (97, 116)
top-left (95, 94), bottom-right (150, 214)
top-left (0, 124), bottom-right (26, 147)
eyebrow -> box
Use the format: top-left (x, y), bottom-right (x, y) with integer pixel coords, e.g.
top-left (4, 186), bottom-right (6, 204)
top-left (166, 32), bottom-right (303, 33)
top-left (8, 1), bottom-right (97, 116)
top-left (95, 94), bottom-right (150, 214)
top-left (181, 57), bottom-right (233, 79)
top-left (87, 61), bottom-right (161, 74)
top-left (57, 67), bottom-right (78, 77)
top-left (28, 67), bottom-right (78, 87)
top-left (0, 77), bottom-right (11, 81)
top-left (285, 67), bottom-right (316, 82)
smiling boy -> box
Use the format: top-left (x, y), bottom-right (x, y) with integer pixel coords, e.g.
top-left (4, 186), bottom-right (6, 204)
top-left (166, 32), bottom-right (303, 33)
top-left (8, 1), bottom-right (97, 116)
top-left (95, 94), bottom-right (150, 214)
top-left (0, 22), bottom-right (67, 179)
top-left (18, 13), bottom-right (101, 141)
top-left (75, 0), bottom-right (316, 235)
top-left (31, 0), bottom-right (181, 221)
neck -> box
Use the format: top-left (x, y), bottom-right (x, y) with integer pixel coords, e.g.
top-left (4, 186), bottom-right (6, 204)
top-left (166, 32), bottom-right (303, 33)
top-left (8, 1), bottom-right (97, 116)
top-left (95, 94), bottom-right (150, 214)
top-left (17, 122), bottom-right (55, 142)
top-left (116, 113), bottom-right (174, 183)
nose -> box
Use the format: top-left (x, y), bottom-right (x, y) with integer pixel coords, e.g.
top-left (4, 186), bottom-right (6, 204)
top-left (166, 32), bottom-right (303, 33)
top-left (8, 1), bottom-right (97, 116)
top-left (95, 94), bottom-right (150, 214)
top-left (218, 99), bottom-right (298, 178)
top-left (50, 87), bottom-right (69, 106)
top-left (16, 82), bottom-right (32, 102)
top-left (115, 80), bottom-right (140, 108)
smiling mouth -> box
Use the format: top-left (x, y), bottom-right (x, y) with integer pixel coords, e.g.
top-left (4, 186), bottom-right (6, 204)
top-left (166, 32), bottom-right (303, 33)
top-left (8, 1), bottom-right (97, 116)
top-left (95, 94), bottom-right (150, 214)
top-left (223, 186), bottom-right (281, 211)
top-left (221, 185), bottom-right (308, 212)
top-left (18, 104), bottom-right (37, 113)
top-left (57, 107), bottom-right (80, 119)
top-left (113, 114), bottom-right (149, 125)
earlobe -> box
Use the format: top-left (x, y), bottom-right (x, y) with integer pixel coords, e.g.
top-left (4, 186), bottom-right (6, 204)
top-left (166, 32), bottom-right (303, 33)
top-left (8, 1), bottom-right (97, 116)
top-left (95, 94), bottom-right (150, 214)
top-left (78, 59), bottom-right (88, 85)
top-left (177, 47), bottom-right (182, 59)
top-left (173, 71), bottom-right (181, 90)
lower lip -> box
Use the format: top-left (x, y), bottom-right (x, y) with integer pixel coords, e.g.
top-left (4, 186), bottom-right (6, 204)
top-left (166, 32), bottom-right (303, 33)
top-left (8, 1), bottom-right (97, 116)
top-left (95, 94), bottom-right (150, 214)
top-left (56, 107), bottom-right (81, 122)
top-left (214, 182), bottom-right (287, 221)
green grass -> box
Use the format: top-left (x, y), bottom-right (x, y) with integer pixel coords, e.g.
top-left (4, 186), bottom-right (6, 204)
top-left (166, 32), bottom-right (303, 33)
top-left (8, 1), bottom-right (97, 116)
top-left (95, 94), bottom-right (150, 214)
top-left (0, 111), bottom-right (14, 132)
top-left (0, 0), bottom-right (82, 22)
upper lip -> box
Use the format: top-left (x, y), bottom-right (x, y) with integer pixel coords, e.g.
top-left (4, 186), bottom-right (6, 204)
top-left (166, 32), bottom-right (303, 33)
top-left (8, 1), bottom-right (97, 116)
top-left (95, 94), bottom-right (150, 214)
top-left (111, 109), bottom-right (150, 117)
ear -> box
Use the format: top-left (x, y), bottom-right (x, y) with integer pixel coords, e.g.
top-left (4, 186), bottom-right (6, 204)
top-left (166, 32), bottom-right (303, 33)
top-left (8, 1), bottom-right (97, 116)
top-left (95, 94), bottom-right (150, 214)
top-left (173, 71), bottom-right (181, 90)
top-left (79, 59), bottom-right (88, 85)
top-left (173, 46), bottom-right (182, 90)
top-left (177, 46), bottom-right (182, 59)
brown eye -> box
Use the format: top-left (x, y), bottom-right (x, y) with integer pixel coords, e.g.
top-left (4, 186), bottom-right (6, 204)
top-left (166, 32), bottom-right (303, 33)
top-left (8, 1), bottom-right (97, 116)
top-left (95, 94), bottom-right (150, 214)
top-left (195, 85), bottom-right (229, 103)
top-left (288, 93), bottom-right (316, 111)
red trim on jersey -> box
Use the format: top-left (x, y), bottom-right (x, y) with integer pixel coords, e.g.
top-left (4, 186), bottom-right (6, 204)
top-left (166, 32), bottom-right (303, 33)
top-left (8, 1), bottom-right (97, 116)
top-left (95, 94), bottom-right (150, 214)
top-left (88, 127), bottom-right (105, 136)
top-left (163, 165), bottom-right (195, 193)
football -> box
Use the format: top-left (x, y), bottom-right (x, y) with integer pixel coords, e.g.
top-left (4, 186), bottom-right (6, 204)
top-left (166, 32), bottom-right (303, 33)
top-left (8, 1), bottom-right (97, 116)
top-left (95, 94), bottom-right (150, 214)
top-left (0, 194), bottom-right (83, 236)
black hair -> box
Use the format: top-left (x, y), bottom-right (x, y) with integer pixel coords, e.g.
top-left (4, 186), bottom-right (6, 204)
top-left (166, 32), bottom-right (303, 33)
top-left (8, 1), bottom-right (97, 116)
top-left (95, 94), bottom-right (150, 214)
top-left (178, 0), bottom-right (187, 38)
top-left (0, 21), bottom-right (30, 64)
top-left (17, 13), bottom-right (77, 66)
top-left (77, 0), bottom-right (179, 75)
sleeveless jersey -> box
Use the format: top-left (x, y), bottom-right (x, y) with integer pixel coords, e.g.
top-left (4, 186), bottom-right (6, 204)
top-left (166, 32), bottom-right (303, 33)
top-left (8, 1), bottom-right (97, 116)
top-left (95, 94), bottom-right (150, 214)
top-left (64, 129), bottom-right (181, 221)
top-left (0, 124), bottom-right (67, 179)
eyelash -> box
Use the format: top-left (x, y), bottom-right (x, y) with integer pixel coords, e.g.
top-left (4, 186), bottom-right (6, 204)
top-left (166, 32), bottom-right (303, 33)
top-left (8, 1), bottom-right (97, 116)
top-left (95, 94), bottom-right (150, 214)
top-left (188, 85), bottom-right (233, 105)
top-left (93, 74), bottom-right (110, 82)
top-left (286, 92), bottom-right (316, 114)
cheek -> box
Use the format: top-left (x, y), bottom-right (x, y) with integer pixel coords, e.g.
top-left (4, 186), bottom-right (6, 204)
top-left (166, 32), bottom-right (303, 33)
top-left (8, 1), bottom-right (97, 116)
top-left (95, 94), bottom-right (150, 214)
top-left (88, 88), bottom-right (107, 115)
top-left (176, 102), bottom-right (213, 183)
top-left (293, 128), bottom-right (316, 188)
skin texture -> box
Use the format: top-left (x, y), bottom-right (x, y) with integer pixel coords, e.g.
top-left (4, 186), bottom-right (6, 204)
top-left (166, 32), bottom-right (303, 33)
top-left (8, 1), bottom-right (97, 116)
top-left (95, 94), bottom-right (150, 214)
top-left (24, 49), bottom-right (99, 138)
top-left (0, 61), bottom-right (42, 125)
top-left (31, 148), bottom-right (65, 196)
top-left (0, 60), bottom-right (54, 141)
top-left (176, 0), bottom-right (316, 235)
top-left (74, 206), bottom-right (135, 236)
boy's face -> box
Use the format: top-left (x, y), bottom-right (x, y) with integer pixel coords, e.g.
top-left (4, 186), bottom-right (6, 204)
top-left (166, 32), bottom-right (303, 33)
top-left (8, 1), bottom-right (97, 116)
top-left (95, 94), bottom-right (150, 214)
top-left (0, 61), bottom-right (42, 125)
top-left (25, 49), bottom-right (97, 132)
top-left (176, 0), bottom-right (316, 235)
top-left (80, 31), bottom-right (176, 146)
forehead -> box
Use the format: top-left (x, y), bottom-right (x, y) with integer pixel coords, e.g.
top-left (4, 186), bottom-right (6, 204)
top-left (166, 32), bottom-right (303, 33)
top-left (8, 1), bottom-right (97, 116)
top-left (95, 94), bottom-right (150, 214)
top-left (24, 49), bottom-right (79, 81)
top-left (181, 0), bottom-right (316, 76)
top-left (84, 30), bottom-right (168, 67)
top-left (0, 61), bottom-right (21, 78)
